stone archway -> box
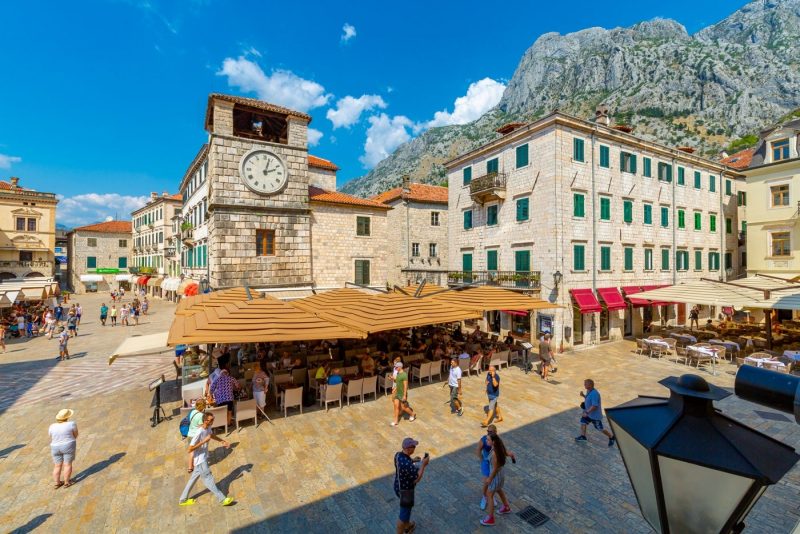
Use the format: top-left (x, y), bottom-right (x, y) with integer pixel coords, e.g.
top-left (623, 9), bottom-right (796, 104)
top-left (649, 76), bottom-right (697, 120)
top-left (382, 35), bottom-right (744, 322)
top-left (0, 272), bottom-right (15, 280)
top-left (25, 271), bottom-right (45, 278)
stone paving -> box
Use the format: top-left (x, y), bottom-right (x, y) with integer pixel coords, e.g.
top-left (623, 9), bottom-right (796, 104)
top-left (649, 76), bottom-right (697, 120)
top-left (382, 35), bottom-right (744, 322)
top-left (1, 300), bottom-right (800, 533)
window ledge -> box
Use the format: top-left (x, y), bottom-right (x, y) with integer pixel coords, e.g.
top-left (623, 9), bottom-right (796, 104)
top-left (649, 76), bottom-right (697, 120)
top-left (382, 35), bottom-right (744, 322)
top-left (598, 270), bottom-right (613, 273)
top-left (765, 256), bottom-right (794, 260)
top-left (571, 270), bottom-right (588, 274)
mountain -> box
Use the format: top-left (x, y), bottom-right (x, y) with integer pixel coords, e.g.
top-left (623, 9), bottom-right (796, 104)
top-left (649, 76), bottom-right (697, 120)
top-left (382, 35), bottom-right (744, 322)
top-left (341, 0), bottom-right (800, 197)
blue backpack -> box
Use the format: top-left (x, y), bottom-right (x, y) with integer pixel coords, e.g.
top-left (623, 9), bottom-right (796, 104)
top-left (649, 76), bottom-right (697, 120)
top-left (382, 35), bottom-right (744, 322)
top-left (179, 409), bottom-right (201, 438)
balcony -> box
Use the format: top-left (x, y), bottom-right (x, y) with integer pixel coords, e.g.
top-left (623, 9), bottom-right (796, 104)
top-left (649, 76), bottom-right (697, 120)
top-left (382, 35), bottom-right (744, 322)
top-left (164, 247), bottom-right (176, 258)
top-left (180, 225), bottom-right (194, 247)
top-left (469, 172), bottom-right (506, 204)
top-left (0, 260), bottom-right (53, 269)
top-left (738, 232), bottom-right (747, 247)
top-left (447, 270), bottom-right (541, 291)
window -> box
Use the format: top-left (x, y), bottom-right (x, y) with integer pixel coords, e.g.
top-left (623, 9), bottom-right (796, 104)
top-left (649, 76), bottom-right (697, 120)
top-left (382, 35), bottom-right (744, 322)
top-left (411, 243), bottom-right (420, 257)
top-left (643, 157), bottom-right (652, 177)
top-left (87, 238), bottom-right (97, 247)
top-left (573, 193), bottom-right (585, 217)
top-left (695, 250), bottom-right (703, 271)
top-left (599, 145), bottom-right (610, 168)
top-left (738, 191), bottom-right (747, 206)
top-left (694, 212), bottom-right (702, 231)
top-left (87, 256), bottom-right (97, 269)
top-left (661, 248), bottom-right (670, 271)
top-left (118, 257), bottom-right (127, 269)
top-left (256, 229), bottom-right (275, 256)
top-left (771, 184), bottom-right (790, 207)
top-left (643, 204), bottom-right (653, 225)
top-left (27, 218), bottom-right (36, 232)
top-left (657, 162), bottom-right (673, 182)
top-left (463, 166), bottom-right (472, 185)
top-left (515, 144), bottom-right (529, 168)
top-left (644, 248), bottom-right (653, 271)
top-left (709, 214), bottom-right (717, 232)
top-left (487, 250), bottom-right (498, 271)
top-left (515, 250), bottom-right (531, 273)
top-left (709, 252), bottom-right (720, 271)
top-left (725, 179), bottom-right (732, 196)
top-left (19, 251), bottom-right (32, 262)
top-left (741, 220), bottom-right (747, 235)
top-left (430, 211), bottom-right (440, 226)
top-left (709, 175), bottom-right (716, 192)
top-left (678, 209), bottom-right (685, 229)
top-left (15, 218), bottom-right (24, 231)
top-left (119, 239), bottom-right (127, 248)
top-left (677, 167), bottom-right (685, 185)
top-left (676, 250), bottom-right (689, 271)
top-left (463, 209), bottom-right (473, 230)
top-left (573, 138), bottom-right (585, 162)
top-left (429, 243), bottom-right (438, 257)
top-left (600, 246), bottom-right (611, 271)
top-left (660, 206), bottom-right (669, 228)
top-left (726, 218), bottom-right (732, 234)
top-left (356, 216), bottom-right (371, 236)
top-left (772, 139), bottom-right (790, 161)
top-left (159, 232), bottom-right (163, 244)
top-left (486, 158), bottom-right (499, 174)
top-left (462, 253), bottom-right (473, 272)
top-left (620, 152), bottom-right (637, 173)
top-left (772, 232), bottom-right (791, 257)
top-left (623, 200), bottom-right (633, 223)
top-left (354, 260), bottom-right (370, 285)
top-left (624, 247), bottom-right (633, 271)
top-left (516, 198), bottom-right (529, 221)
top-left (725, 252), bottom-right (733, 270)
top-left (694, 170), bottom-right (701, 189)
top-left (600, 197), bottom-right (611, 221)
top-left (573, 244), bottom-right (585, 271)
top-left (486, 205), bottom-right (498, 226)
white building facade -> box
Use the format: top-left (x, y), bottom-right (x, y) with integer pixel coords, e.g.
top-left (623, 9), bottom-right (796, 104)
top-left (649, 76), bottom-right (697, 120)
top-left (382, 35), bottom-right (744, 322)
top-left (131, 191), bottom-right (183, 296)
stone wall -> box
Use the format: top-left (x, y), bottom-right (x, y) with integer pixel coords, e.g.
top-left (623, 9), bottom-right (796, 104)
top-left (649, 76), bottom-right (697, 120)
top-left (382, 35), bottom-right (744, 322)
top-left (68, 231), bottom-right (132, 294)
top-left (308, 167), bottom-right (337, 191)
top-left (385, 199), bottom-right (449, 287)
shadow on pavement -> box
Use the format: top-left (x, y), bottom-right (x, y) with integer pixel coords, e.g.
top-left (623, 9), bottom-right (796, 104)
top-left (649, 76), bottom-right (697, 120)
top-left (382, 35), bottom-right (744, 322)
top-left (74, 452), bottom-right (126, 483)
top-left (191, 462), bottom-right (253, 500)
top-left (0, 358), bottom-right (59, 416)
top-left (10, 513), bottom-right (52, 534)
top-left (0, 443), bottom-right (25, 458)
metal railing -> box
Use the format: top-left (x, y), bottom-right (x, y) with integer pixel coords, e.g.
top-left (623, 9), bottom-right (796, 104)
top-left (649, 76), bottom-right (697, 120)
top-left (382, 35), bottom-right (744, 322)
top-left (469, 172), bottom-right (507, 196)
top-left (0, 260), bottom-right (53, 269)
top-left (447, 270), bottom-right (541, 289)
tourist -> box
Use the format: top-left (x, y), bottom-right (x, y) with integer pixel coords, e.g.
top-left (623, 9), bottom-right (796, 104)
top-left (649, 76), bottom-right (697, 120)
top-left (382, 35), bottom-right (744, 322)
top-left (252, 361), bottom-right (269, 411)
top-left (132, 303), bottom-right (140, 326)
top-left (481, 365), bottom-right (503, 427)
top-left (280, 351), bottom-right (292, 369)
top-left (109, 304), bottom-right (117, 326)
top-left (315, 362), bottom-right (328, 381)
top-left (458, 348), bottom-right (471, 360)
top-left (538, 333), bottom-right (553, 380)
top-left (120, 304), bottom-right (129, 326)
top-left (327, 368), bottom-right (343, 385)
top-left (689, 305), bottom-right (700, 330)
top-left (185, 399), bottom-right (206, 473)
top-left (100, 303), bottom-right (108, 326)
top-left (0, 323), bottom-right (5, 353)
top-left (142, 297), bottom-right (149, 315)
top-left (392, 358), bottom-right (403, 379)
top-left (448, 357), bottom-right (463, 416)
top-left (75, 303), bottom-right (82, 326)
top-left (361, 350), bottom-right (375, 376)
top-left (393, 437), bottom-right (429, 534)
top-left (209, 366), bottom-right (240, 426)
top-left (58, 327), bottom-right (70, 360)
top-left (575, 379), bottom-right (616, 446)
top-left (480, 432), bottom-right (513, 526)
top-left (376, 352), bottom-right (391, 376)
top-left (67, 312), bottom-right (78, 338)
top-left (55, 303), bottom-right (63, 324)
top-left (16, 313), bottom-right (25, 337)
top-left (476, 425), bottom-right (503, 510)
top-left (503, 332), bottom-right (515, 346)
top-left (391, 363), bottom-right (416, 427)
top-left (178, 413), bottom-right (233, 507)
top-left (49, 408), bottom-right (78, 489)
top-left (26, 312), bottom-right (34, 338)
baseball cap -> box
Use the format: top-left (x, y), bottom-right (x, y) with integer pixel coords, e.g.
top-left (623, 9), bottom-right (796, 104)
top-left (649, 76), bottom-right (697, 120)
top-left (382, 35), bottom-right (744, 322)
top-left (402, 437), bottom-right (418, 449)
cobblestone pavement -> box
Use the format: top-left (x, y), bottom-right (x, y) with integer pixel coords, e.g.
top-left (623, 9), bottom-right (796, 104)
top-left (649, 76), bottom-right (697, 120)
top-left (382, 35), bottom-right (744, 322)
top-left (1, 306), bottom-right (799, 533)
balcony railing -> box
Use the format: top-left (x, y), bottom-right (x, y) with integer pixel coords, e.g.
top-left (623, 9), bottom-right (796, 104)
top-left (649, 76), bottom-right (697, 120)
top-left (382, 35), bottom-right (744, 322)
top-left (447, 270), bottom-right (540, 290)
top-left (164, 247), bottom-right (176, 258)
top-left (469, 172), bottom-right (507, 204)
top-left (0, 260), bottom-right (54, 269)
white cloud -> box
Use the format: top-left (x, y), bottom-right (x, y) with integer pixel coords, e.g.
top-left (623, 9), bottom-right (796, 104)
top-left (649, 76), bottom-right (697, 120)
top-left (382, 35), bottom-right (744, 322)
top-left (326, 94), bottom-right (387, 129)
top-left (217, 56), bottom-right (330, 112)
top-left (243, 46), bottom-right (261, 58)
top-left (57, 193), bottom-right (149, 228)
top-left (360, 113), bottom-right (416, 169)
top-left (0, 153), bottom-right (21, 169)
top-left (341, 23), bottom-right (356, 42)
top-left (307, 127), bottom-right (323, 146)
top-left (427, 78), bottom-right (506, 127)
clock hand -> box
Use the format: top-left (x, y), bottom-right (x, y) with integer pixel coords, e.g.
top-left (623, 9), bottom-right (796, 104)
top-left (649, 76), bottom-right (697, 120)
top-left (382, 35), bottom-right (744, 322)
top-left (262, 159), bottom-right (271, 176)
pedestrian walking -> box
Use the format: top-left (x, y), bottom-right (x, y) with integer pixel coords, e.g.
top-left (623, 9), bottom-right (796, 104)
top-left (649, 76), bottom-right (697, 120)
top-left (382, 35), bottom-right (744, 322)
top-left (110, 305), bottom-right (117, 326)
top-left (49, 408), bottom-right (78, 489)
top-left (185, 399), bottom-right (206, 473)
top-left (142, 297), bottom-right (149, 315)
top-left (178, 413), bottom-right (234, 507)
top-left (689, 305), bottom-right (700, 330)
top-left (55, 304), bottom-right (63, 324)
top-left (0, 323), bottom-right (6, 353)
top-left (120, 304), bottom-right (129, 326)
top-left (538, 333), bottom-right (553, 380)
top-left (132, 303), bottom-right (139, 326)
top-left (67, 313), bottom-right (78, 338)
top-left (75, 304), bottom-right (82, 326)
top-left (447, 357), bottom-right (463, 416)
top-left (58, 327), bottom-right (69, 360)
top-left (480, 432), bottom-right (513, 526)
top-left (393, 437), bottom-right (429, 534)
top-left (575, 379), bottom-right (616, 447)
top-left (100, 303), bottom-right (108, 326)
top-left (481, 365), bottom-right (503, 427)
top-left (391, 362), bottom-right (416, 427)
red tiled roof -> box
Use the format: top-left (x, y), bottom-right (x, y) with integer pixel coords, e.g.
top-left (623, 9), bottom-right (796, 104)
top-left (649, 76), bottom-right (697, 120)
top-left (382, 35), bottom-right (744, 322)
top-left (309, 186), bottom-right (389, 209)
top-left (168, 193), bottom-right (182, 201)
top-left (721, 148), bottom-right (755, 170)
top-left (71, 220), bottom-right (132, 233)
top-left (308, 155), bottom-right (339, 171)
top-left (371, 183), bottom-right (449, 205)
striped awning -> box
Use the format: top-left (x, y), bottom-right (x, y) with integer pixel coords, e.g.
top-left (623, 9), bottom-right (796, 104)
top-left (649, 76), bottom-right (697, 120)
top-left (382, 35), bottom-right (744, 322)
top-left (635, 275), bottom-right (800, 310)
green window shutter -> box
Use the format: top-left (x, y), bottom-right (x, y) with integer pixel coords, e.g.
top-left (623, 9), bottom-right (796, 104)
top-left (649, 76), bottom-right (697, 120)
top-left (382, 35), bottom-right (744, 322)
top-left (619, 153), bottom-right (626, 172)
top-left (573, 138), bottom-right (584, 162)
top-left (118, 257), bottom-right (127, 269)
top-left (695, 250), bottom-right (702, 270)
top-left (661, 248), bottom-right (670, 270)
top-left (644, 204), bottom-right (652, 225)
top-left (709, 214), bottom-right (717, 232)
top-left (678, 209), bottom-right (685, 229)
top-left (623, 200), bottom-right (633, 223)
top-left (624, 247), bottom-right (633, 271)
top-left (600, 246), bottom-right (611, 271)
top-left (661, 206), bottom-right (669, 228)
top-left (667, 164), bottom-right (673, 182)
top-left (515, 144), bottom-right (529, 168)
top-left (463, 210), bottom-right (472, 229)
top-left (643, 157), bottom-right (652, 177)
top-left (631, 154), bottom-right (637, 174)
top-left (599, 145), bottom-right (610, 168)
top-left (487, 250), bottom-right (498, 271)
top-left (463, 167), bottom-right (472, 185)
top-left (726, 218), bottom-right (732, 234)
top-left (600, 197), bottom-right (610, 220)
top-left (742, 221), bottom-right (747, 235)
top-left (694, 171), bottom-right (701, 189)
top-left (516, 198), bottom-right (529, 221)
top-left (87, 256), bottom-right (96, 269)
top-left (573, 193), bottom-right (585, 217)
top-left (694, 212), bottom-right (701, 230)
top-left (515, 250), bottom-right (530, 272)
top-left (462, 253), bottom-right (473, 272)
top-left (487, 158), bottom-right (499, 174)
top-left (573, 244), bottom-right (585, 271)
top-left (709, 175), bottom-right (716, 192)
top-left (725, 179), bottom-right (732, 196)
top-left (677, 167), bottom-right (685, 185)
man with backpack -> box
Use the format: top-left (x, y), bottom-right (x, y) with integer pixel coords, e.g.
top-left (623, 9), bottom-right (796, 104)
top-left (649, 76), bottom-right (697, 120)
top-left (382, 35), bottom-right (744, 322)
top-left (181, 399), bottom-right (207, 473)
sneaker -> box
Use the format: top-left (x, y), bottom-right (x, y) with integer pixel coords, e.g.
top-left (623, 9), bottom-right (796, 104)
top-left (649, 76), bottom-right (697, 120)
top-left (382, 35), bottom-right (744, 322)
top-left (457, 408), bottom-right (464, 417)
top-left (480, 496), bottom-right (487, 510)
top-left (608, 436), bottom-right (616, 448)
top-left (390, 422), bottom-right (398, 427)
top-left (497, 505), bottom-right (512, 515)
top-left (221, 497), bottom-right (234, 506)
top-left (179, 499), bottom-right (196, 506)
top-left (409, 416), bottom-right (416, 422)
top-left (480, 515), bottom-right (495, 526)
top-left (575, 435), bottom-right (587, 442)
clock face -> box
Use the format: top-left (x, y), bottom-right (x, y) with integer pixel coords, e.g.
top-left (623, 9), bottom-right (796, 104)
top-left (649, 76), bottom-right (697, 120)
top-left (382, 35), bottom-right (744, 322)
top-left (239, 149), bottom-right (288, 195)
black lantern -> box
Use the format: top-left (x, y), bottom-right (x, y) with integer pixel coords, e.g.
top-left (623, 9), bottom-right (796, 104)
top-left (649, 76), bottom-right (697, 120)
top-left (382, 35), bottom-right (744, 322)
top-left (606, 374), bottom-right (799, 534)
top-left (200, 278), bottom-right (210, 294)
top-left (553, 270), bottom-right (563, 289)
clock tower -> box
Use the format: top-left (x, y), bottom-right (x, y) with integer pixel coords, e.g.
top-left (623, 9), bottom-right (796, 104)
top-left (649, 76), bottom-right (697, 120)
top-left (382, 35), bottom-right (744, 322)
top-left (204, 93), bottom-right (313, 289)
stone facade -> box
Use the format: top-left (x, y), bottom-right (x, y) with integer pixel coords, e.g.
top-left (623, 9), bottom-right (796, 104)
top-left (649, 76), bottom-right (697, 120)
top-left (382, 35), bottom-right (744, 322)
top-left (67, 222), bottom-right (132, 294)
top-left (308, 167), bottom-right (336, 191)
top-left (383, 199), bottom-right (448, 287)
top-left (131, 193), bottom-right (182, 279)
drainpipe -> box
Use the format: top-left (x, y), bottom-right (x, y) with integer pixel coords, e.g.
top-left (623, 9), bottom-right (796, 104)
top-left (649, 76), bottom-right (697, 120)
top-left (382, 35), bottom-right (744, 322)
top-left (590, 132), bottom-right (597, 294)
top-left (672, 157), bottom-right (677, 286)
top-left (720, 170), bottom-right (727, 281)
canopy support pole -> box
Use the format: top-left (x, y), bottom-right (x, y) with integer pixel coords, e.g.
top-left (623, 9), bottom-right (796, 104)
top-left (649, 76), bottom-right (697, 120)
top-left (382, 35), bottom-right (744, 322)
top-left (765, 310), bottom-right (773, 350)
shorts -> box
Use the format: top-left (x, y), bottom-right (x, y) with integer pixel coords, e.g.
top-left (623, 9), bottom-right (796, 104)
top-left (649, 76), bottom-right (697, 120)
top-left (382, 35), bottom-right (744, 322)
top-left (580, 416), bottom-right (604, 430)
top-left (59, 344), bottom-right (67, 352)
top-left (219, 400), bottom-right (234, 413)
top-left (51, 442), bottom-right (76, 464)
top-left (449, 385), bottom-right (459, 403)
top-left (488, 397), bottom-right (498, 413)
top-left (399, 505), bottom-right (413, 522)
top-left (68, 326), bottom-right (76, 331)
top-left (488, 469), bottom-right (505, 492)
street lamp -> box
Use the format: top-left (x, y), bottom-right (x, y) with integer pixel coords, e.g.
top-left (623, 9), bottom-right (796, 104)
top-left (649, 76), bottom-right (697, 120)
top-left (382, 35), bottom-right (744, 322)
top-left (200, 277), bottom-right (210, 294)
top-left (606, 374), bottom-right (799, 534)
top-left (553, 270), bottom-right (563, 289)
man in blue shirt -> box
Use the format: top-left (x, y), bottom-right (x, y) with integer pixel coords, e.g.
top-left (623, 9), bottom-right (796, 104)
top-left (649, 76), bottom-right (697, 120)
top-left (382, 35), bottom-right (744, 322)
top-left (327, 368), bottom-right (343, 385)
top-left (481, 365), bottom-right (503, 427)
top-left (575, 378), bottom-right (616, 446)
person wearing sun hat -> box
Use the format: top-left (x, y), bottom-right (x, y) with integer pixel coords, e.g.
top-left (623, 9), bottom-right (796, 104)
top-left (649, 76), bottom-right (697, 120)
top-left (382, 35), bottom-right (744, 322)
top-left (49, 409), bottom-right (78, 489)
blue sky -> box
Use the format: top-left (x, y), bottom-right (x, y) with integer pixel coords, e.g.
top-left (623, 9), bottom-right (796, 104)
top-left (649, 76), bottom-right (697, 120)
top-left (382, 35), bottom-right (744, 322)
top-left (0, 0), bottom-right (745, 226)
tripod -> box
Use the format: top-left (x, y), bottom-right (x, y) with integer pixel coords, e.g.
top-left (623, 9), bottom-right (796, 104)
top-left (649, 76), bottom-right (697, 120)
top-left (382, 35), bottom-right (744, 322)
top-left (151, 385), bottom-right (167, 428)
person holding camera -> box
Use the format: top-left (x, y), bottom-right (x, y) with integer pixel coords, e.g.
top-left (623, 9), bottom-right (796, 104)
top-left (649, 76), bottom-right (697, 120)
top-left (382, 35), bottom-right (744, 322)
top-left (575, 378), bottom-right (616, 447)
top-left (393, 437), bottom-right (429, 534)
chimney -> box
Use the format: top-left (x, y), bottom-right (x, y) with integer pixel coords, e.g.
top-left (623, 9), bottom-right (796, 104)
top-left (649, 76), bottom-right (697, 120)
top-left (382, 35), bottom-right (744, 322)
top-left (162, 191), bottom-right (169, 197)
top-left (595, 105), bottom-right (611, 126)
top-left (401, 175), bottom-right (411, 195)
top-left (150, 192), bottom-right (158, 200)
top-left (10, 177), bottom-right (19, 188)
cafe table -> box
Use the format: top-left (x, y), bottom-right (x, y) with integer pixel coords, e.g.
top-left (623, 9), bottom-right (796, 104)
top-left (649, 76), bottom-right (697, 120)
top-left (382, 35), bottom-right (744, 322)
top-left (688, 345), bottom-right (721, 376)
top-left (744, 356), bottom-right (787, 370)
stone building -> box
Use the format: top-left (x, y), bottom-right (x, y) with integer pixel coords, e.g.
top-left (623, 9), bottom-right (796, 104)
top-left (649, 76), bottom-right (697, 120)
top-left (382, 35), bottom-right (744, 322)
top-left (67, 221), bottom-right (132, 293)
top-left (130, 191), bottom-right (182, 295)
top-left (372, 177), bottom-right (449, 287)
top-left (445, 110), bottom-right (745, 349)
top-left (0, 177), bottom-right (58, 280)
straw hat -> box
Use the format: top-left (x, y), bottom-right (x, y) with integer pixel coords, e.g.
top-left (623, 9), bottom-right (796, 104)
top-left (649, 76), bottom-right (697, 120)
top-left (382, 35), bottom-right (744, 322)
top-left (56, 409), bottom-right (73, 422)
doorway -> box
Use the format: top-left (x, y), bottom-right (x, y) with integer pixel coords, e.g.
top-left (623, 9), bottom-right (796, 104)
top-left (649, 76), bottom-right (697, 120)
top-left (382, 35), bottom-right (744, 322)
top-left (624, 306), bottom-right (633, 337)
top-left (599, 309), bottom-right (609, 341)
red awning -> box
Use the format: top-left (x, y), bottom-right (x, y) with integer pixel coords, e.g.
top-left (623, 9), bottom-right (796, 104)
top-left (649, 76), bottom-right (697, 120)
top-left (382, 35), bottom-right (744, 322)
top-left (622, 286), bottom-right (648, 307)
top-left (138, 276), bottom-right (151, 286)
top-left (184, 283), bottom-right (199, 297)
top-left (501, 310), bottom-right (529, 317)
top-left (597, 287), bottom-right (628, 311)
top-left (570, 288), bottom-right (602, 314)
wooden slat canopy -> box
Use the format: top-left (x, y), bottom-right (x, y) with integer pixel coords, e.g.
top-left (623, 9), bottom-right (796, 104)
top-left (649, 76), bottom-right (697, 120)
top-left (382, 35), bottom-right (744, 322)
top-left (422, 286), bottom-right (561, 312)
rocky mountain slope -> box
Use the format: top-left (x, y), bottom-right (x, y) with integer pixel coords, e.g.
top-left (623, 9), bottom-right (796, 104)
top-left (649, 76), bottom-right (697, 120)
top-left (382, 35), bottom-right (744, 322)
top-left (342, 0), bottom-right (800, 197)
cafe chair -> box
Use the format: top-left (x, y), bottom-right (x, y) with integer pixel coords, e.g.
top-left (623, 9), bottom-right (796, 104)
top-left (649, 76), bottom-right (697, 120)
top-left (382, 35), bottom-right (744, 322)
top-left (458, 358), bottom-right (470, 376)
top-left (308, 369), bottom-right (321, 399)
top-left (320, 382), bottom-right (343, 411)
top-left (235, 399), bottom-right (258, 430)
top-left (361, 375), bottom-right (378, 402)
top-left (282, 386), bottom-right (303, 417)
top-left (379, 373), bottom-right (394, 396)
top-left (207, 406), bottom-right (228, 434)
top-left (344, 378), bottom-right (364, 406)
top-left (411, 362), bottom-right (431, 385)
top-left (429, 360), bottom-right (442, 381)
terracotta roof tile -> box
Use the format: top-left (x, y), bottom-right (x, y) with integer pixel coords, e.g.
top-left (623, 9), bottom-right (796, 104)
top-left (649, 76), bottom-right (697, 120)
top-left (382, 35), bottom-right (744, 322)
top-left (371, 183), bottom-right (449, 205)
top-left (721, 148), bottom-right (755, 170)
top-left (168, 193), bottom-right (183, 201)
top-left (309, 186), bottom-right (389, 209)
top-left (308, 155), bottom-right (339, 171)
top-left (71, 220), bottom-right (132, 233)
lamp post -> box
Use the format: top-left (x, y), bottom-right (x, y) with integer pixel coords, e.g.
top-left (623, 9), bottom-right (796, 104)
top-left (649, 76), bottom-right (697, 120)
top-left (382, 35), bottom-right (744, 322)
top-left (606, 374), bottom-right (799, 534)
top-left (200, 277), bottom-right (210, 294)
top-left (553, 270), bottom-right (563, 290)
